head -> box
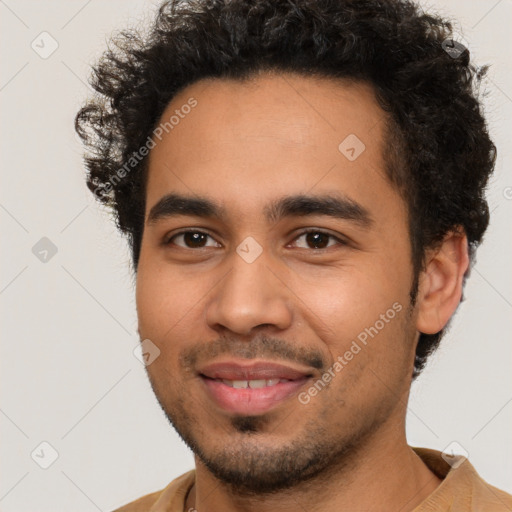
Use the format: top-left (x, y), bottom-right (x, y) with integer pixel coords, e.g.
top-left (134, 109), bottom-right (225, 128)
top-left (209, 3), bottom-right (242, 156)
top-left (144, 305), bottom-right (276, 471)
top-left (75, 0), bottom-right (495, 494)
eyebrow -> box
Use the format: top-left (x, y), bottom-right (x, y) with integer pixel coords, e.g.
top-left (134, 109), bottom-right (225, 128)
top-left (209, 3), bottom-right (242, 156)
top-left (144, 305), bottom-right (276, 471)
top-left (147, 192), bottom-right (373, 228)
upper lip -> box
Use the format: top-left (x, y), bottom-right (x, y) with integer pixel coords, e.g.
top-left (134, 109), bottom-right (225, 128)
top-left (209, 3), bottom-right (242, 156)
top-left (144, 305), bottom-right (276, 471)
top-left (198, 360), bottom-right (314, 381)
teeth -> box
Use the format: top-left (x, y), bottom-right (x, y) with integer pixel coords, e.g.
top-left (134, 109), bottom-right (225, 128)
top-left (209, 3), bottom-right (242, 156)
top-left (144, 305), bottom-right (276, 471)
top-left (220, 378), bottom-right (289, 388)
top-left (248, 379), bottom-right (266, 389)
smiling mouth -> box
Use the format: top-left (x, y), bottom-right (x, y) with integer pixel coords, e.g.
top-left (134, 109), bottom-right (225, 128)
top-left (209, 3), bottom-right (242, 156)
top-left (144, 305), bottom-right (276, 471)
top-left (196, 359), bottom-right (315, 415)
top-left (199, 374), bottom-right (312, 415)
top-left (208, 377), bottom-right (293, 388)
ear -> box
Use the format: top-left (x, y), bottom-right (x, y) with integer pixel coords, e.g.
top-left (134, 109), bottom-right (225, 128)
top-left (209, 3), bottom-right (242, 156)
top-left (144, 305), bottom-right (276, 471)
top-left (416, 230), bottom-right (469, 335)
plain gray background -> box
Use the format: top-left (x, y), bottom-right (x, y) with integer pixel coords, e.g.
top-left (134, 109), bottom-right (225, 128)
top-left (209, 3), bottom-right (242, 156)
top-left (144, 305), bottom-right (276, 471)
top-left (1, 0), bottom-right (511, 510)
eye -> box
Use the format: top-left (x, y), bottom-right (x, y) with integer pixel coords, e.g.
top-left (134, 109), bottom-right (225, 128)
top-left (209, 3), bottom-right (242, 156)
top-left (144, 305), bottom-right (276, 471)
top-left (164, 228), bottom-right (346, 251)
top-left (290, 229), bottom-right (346, 250)
top-left (165, 230), bottom-right (221, 249)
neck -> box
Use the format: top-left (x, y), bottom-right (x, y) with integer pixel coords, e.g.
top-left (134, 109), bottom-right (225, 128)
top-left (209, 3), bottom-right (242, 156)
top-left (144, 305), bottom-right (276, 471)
top-left (185, 431), bottom-right (442, 512)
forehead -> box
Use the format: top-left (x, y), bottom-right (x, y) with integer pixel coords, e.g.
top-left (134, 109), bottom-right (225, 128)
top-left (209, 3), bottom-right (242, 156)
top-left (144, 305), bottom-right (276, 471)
top-left (145, 71), bottom-right (399, 221)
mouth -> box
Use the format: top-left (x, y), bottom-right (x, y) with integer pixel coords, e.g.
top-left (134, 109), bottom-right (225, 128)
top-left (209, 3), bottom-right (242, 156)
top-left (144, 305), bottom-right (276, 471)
top-left (198, 360), bottom-right (314, 415)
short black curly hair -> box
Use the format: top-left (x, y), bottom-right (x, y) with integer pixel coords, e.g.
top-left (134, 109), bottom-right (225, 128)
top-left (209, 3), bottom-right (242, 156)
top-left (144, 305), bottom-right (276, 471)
top-left (75, 0), bottom-right (496, 378)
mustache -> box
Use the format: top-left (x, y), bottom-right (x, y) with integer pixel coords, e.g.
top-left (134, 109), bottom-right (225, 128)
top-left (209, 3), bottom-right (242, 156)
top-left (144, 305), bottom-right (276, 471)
top-left (179, 333), bottom-right (327, 372)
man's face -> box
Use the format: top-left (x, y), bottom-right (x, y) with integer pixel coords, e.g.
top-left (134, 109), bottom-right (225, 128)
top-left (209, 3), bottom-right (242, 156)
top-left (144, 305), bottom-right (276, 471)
top-left (136, 72), bottom-right (419, 493)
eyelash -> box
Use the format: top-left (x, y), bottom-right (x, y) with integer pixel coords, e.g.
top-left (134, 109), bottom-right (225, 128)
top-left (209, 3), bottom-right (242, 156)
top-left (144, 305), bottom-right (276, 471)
top-left (164, 228), bottom-right (347, 250)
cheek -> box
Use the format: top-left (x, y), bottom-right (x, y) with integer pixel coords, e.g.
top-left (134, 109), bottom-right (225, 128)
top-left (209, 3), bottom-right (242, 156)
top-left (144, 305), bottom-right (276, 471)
top-left (295, 264), bottom-right (412, 377)
top-left (135, 252), bottom-right (183, 349)
top-left (135, 267), bottom-right (188, 389)
top-left (135, 257), bottom-right (215, 377)
top-left (136, 266), bottom-right (165, 338)
top-left (136, 251), bottom-right (194, 336)
top-left (299, 267), bottom-right (400, 334)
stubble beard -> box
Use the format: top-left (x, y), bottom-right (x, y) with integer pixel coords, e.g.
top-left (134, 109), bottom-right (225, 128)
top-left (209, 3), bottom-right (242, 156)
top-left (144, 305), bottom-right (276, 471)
top-left (148, 374), bottom-right (388, 496)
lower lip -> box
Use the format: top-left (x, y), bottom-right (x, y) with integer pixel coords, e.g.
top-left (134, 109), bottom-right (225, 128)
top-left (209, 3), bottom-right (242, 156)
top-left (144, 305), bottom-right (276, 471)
top-left (200, 376), bottom-right (310, 415)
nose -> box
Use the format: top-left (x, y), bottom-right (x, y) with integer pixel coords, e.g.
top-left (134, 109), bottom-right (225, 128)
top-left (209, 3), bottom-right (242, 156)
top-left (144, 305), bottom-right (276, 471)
top-left (205, 249), bottom-right (293, 336)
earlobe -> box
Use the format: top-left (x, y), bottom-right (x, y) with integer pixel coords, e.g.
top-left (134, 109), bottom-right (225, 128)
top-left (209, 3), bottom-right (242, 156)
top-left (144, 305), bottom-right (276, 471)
top-left (416, 230), bottom-right (469, 335)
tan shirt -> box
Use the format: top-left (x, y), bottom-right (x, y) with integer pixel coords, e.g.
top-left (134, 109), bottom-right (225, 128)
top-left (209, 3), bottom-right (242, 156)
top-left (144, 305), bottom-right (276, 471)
top-left (113, 447), bottom-right (512, 511)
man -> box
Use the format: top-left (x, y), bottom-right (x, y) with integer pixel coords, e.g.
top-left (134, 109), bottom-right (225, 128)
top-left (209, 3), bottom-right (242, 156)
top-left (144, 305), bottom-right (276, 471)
top-left (75, 0), bottom-right (511, 510)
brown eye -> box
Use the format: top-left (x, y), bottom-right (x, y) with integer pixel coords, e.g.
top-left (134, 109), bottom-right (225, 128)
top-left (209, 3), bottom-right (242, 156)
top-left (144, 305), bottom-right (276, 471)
top-left (167, 230), bottom-right (220, 249)
top-left (291, 230), bottom-right (345, 250)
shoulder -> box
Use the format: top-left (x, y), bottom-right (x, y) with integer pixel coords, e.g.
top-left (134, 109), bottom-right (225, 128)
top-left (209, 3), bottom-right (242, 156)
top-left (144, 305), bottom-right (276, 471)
top-left (412, 446), bottom-right (512, 511)
top-left (111, 470), bottom-right (196, 512)
top-left (112, 489), bottom-right (164, 512)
